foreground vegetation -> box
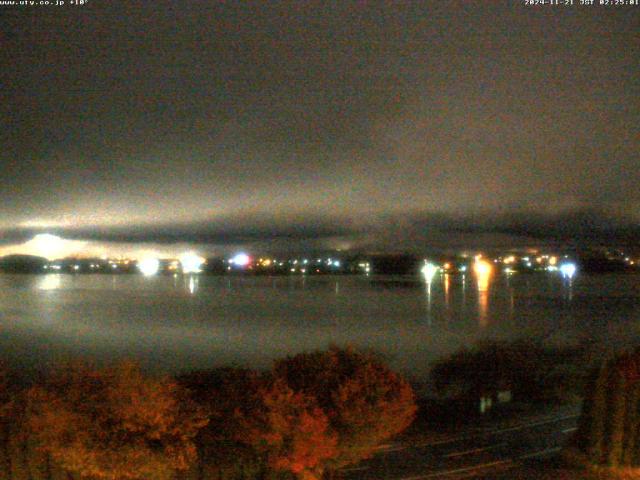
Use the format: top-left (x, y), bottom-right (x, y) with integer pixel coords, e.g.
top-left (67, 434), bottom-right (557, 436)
top-left (430, 339), bottom-right (587, 410)
top-left (1, 338), bottom-right (624, 480)
top-left (0, 347), bottom-right (416, 480)
top-left (564, 346), bottom-right (640, 478)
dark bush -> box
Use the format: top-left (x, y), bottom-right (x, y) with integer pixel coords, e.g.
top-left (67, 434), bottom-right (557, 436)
top-left (572, 348), bottom-right (640, 468)
top-left (430, 340), bottom-right (585, 408)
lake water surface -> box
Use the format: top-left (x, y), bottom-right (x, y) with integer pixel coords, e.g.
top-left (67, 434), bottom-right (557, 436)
top-left (1, 272), bottom-right (639, 379)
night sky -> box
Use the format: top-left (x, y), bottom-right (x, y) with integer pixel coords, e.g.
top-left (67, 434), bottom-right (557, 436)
top-left (1, 1), bottom-right (638, 255)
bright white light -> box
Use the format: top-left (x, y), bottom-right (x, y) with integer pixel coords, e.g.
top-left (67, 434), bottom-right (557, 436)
top-left (230, 253), bottom-right (250, 267)
top-left (30, 233), bottom-right (65, 259)
top-left (333, 260), bottom-right (341, 267)
top-left (422, 262), bottom-right (439, 282)
top-left (180, 252), bottom-right (205, 274)
top-left (138, 258), bottom-right (160, 276)
top-left (560, 263), bottom-right (577, 279)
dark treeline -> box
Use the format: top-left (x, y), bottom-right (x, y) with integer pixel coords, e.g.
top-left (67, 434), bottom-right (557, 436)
top-left (2, 249), bottom-right (639, 276)
top-left (0, 254), bottom-right (425, 276)
top-left (0, 255), bottom-right (48, 273)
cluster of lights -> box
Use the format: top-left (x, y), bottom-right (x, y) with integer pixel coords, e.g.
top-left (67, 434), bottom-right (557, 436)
top-left (290, 259), bottom-right (312, 265)
top-left (417, 255), bottom-right (576, 281)
top-left (358, 262), bottom-right (371, 274)
top-left (134, 252), bottom-right (206, 276)
top-left (498, 253), bottom-right (561, 274)
top-left (226, 255), bottom-right (344, 273)
top-left (25, 235), bottom-right (591, 283)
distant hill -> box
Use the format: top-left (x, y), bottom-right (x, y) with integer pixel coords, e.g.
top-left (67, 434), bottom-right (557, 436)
top-left (0, 254), bottom-right (48, 273)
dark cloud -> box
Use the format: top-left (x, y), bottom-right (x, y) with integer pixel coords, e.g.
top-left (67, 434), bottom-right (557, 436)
top-left (1, 1), bottom-right (638, 250)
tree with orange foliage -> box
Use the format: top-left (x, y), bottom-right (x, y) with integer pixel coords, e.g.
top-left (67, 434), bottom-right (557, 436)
top-left (273, 347), bottom-right (417, 470)
top-left (181, 368), bottom-right (337, 480)
top-left (25, 361), bottom-right (208, 480)
top-left (235, 379), bottom-right (337, 480)
top-left (178, 368), bottom-right (268, 479)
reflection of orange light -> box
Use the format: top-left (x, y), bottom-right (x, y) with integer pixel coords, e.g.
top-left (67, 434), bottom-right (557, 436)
top-left (444, 273), bottom-right (450, 303)
top-left (443, 262), bottom-right (451, 270)
top-left (474, 260), bottom-right (492, 294)
top-left (262, 259), bottom-right (272, 267)
top-left (474, 260), bottom-right (492, 327)
top-left (549, 256), bottom-right (558, 266)
top-left (503, 256), bottom-right (516, 264)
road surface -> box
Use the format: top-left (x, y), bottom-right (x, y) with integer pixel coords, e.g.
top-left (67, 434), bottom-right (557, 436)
top-left (339, 409), bottom-right (579, 479)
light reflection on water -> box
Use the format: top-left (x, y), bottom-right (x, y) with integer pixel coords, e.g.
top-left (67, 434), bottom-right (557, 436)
top-left (476, 268), bottom-right (492, 328)
top-left (187, 275), bottom-right (198, 295)
top-left (423, 278), bottom-right (433, 325)
top-left (37, 274), bottom-right (62, 291)
top-left (443, 274), bottom-right (450, 305)
top-left (0, 273), bottom-right (639, 378)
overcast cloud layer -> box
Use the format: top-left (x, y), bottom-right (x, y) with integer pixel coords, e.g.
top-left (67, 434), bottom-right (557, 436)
top-left (1, 1), bottom-right (638, 253)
